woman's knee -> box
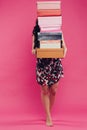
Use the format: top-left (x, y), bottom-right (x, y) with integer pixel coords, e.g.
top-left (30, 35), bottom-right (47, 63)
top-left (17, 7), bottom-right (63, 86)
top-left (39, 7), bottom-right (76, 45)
top-left (41, 86), bottom-right (49, 95)
top-left (50, 88), bottom-right (57, 96)
top-left (50, 83), bottom-right (58, 96)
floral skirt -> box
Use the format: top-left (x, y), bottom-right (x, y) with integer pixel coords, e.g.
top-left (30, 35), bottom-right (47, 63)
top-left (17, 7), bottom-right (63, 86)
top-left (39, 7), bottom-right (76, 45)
top-left (36, 58), bottom-right (64, 87)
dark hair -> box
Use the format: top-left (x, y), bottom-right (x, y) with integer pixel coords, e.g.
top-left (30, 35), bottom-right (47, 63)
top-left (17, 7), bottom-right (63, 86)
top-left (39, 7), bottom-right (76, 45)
top-left (32, 19), bottom-right (40, 49)
top-left (36, 19), bottom-right (38, 26)
top-left (34, 18), bottom-right (40, 32)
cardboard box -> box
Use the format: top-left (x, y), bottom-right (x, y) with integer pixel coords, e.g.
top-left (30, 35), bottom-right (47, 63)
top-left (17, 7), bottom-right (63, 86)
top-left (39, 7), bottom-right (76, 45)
top-left (36, 48), bottom-right (64, 58)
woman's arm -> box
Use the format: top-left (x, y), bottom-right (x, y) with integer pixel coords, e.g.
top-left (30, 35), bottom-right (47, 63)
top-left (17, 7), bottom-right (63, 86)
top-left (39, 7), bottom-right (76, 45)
top-left (62, 33), bottom-right (67, 57)
top-left (32, 35), bottom-right (36, 54)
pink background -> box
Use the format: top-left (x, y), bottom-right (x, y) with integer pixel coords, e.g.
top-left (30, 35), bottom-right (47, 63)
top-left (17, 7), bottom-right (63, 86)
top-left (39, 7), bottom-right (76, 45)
top-left (0, 0), bottom-right (87, 127)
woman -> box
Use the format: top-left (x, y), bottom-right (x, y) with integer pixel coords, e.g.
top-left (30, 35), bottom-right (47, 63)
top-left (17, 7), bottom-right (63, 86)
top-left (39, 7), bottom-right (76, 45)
top-left (32, 19), bottom-right (67, 126)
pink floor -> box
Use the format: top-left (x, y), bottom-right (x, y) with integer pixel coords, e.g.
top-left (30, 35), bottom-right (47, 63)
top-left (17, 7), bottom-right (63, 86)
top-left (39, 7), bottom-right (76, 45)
top-left (0, 114), bottom-right (87, 130)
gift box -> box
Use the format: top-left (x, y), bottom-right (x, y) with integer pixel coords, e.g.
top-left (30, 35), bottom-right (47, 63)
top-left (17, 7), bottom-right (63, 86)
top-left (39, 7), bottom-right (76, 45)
top-left (38, 16), bottom-right (62, 28)
top-left (36, 48), bottom-right (64, 58)
top-left (40, 40), bottom-right (61, 48)
top-left (40, 26), bottom-right (61, 32)
top-left (37, 1), bottom-right (61, 10)
top-left (36, 1), bottom-right (64, 58)
top-left (40, 43), bottom-right (61, 49)
top-left (37, 9), bottom-right (61, 17)
top-left (38, 32), bottom-right (62, 41)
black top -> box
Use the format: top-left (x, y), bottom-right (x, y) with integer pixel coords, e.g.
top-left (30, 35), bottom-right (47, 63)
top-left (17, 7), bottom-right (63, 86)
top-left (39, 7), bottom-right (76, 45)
top-left (32, 25), bottom-right (40, 49)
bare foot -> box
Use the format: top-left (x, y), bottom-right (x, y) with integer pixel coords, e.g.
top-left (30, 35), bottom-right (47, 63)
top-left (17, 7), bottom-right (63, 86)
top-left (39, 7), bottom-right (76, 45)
top-left (46, 116), bottom-right (53, 127)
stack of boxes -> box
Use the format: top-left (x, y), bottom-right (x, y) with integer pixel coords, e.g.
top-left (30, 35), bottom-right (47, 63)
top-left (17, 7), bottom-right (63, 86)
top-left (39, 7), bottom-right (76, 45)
top-left (36, 1), bottom-right (64, 58)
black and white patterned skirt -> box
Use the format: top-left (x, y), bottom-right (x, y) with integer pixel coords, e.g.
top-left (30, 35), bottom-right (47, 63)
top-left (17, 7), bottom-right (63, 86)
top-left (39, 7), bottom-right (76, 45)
top-left (36, 58), bottom-right (64, 87)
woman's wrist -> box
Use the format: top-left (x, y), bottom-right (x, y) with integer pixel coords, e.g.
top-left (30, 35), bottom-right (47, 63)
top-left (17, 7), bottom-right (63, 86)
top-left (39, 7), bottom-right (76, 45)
top-left (63, 47), bottom-right (67, 57)
top-left (32, 48), bottom-right (36, 54)
top-left (62, 44), bottom-right (67, 57)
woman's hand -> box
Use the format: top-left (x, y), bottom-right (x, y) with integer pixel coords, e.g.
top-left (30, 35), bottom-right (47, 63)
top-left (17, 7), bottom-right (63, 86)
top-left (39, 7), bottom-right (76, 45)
top-left (63, 47), bottom-right (67, 58)
top-left (32, 49), bottom-right (36, 54)
top-left (61, 32), bottom-right (67, 58)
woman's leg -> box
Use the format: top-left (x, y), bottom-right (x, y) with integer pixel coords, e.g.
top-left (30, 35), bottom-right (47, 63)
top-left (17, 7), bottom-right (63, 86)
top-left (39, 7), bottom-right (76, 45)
top-left (41, 85), bottom-right (53, 126)
top-left (49, 82), bottom-right (58, 111)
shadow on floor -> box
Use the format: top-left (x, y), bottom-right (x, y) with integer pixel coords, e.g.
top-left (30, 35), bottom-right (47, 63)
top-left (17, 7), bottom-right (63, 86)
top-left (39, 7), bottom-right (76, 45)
top-left (0, 119), bottom-right (87, 128)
